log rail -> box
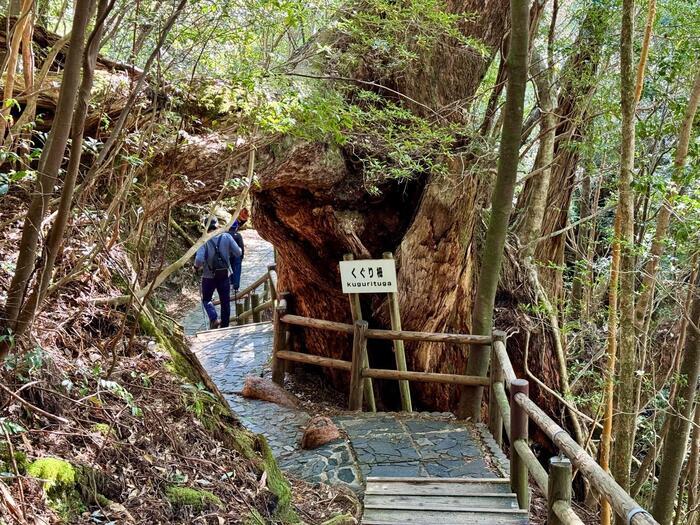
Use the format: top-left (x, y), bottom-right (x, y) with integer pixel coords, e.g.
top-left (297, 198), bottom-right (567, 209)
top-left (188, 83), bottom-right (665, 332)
top-left (268, 293), bottom-right (658, 525)
top-left (212, 264), bottom-right (277, 324)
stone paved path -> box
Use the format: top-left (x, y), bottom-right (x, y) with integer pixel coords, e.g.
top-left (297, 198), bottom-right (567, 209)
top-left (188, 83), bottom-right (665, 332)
top-left (184, 230), bottom-right (508, 496)
top-left (189, 322), bottom-right (508, 496)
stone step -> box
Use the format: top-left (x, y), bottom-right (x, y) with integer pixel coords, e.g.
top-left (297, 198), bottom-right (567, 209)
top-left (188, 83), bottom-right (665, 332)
top-left (362, 507), bottom-right (528, 525)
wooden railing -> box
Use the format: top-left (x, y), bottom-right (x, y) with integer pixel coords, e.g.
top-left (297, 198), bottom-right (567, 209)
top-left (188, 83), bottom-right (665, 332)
top-left (270, 299), bottom-right (491, 406)
top-left (489, 344), bottom-right (658, 525)
top-left (213, 264), bottom-right (277, 325)
top-left (269, 294), bottom-right (659, 525)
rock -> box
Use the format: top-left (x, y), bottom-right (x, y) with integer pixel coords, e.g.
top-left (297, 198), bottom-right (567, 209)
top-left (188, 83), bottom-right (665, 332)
top-left (301, 416), bottom-right (341, 449)
top-left (240, 376), bottom-right (300, 408)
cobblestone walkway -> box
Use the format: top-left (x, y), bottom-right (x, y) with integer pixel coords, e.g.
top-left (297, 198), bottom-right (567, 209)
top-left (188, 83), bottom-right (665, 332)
top-left (185, 231), bottom-right (507, 496)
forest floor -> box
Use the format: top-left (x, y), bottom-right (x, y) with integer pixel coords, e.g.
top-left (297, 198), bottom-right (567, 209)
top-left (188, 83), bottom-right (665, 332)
top-left (0, 197), bottom-right (357, 523)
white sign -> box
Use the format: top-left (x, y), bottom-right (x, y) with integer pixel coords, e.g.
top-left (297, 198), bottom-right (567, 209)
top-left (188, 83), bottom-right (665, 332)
top-left (339, 259), bottom-right (398, 294)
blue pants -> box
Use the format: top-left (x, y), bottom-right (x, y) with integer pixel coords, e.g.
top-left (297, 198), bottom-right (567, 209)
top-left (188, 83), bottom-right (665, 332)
top-left (230, 256), bottom-right (242, 291)
top-left (201, 275), bottom-right (230, 328)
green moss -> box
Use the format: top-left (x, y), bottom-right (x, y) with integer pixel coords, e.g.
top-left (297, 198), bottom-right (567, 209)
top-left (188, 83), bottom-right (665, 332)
top-left (244, 509), bottom-right (266, 525)
top-left (139, 312), bottom-right (200, 384)
top-left (27, 458), bottom-right (76, 494)
top-left (91, 423), bottom-right (113, 436)
top-left (0, 446), bottom-right (28, 474)
top-left (230, 429), bottom-right (298, 522)
top-left (165, 486), bottom-right (222, 510)
top-left (27, 458), bottom-right (86, 521)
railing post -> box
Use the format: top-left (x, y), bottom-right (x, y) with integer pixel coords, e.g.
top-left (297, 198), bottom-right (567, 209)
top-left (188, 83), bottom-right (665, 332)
top-left (547, 456), bottom-right (572, 525)
top-left (349, 320), bottom-right (369, 411)
top-left (267, 265), bottom-right (277, 301)
top-left (251, 293), bottom-right (261, 323)
top-left (382, 252), bottom-right (412, 413)
top-left (235, 302), bottom-right (244, 325)
top-left (271, 296), bottom-right (288, 385)
top-left (343, 254), bottom-right (376, 412)
top-left (511, 378), bottom-right (530, 510)
top-left (244, 295), bottom-right (251, 316)
top-left (488, 333), bottom-right (505, 446)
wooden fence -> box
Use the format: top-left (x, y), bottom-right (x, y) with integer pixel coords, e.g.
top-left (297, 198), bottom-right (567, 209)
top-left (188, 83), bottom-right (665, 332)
top-left (268, 295), bottom-right (658, 525)
top-left (212, 264), bottom-right (277, 325)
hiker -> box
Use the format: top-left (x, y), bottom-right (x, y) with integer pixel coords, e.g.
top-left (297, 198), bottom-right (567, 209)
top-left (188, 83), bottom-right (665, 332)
top-left (228, 208), bottom-right (249, 295)
top-left (194, 217), bottom-right (242, 329)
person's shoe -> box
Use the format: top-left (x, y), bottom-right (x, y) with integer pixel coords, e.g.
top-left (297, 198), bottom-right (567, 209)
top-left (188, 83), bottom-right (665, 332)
top-left (209, 319), bottom-right (220, 330)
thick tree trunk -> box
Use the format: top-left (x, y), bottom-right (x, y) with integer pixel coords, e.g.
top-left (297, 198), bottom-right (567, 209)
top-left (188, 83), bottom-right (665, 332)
top-left (252, 0), bottom-right (562, 425)
top-left (254, 0), bottom-right (511, 409)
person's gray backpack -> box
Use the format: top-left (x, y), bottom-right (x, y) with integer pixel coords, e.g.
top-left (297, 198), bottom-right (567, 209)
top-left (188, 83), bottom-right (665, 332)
top-left (205, 237), bottom-right (229, 279)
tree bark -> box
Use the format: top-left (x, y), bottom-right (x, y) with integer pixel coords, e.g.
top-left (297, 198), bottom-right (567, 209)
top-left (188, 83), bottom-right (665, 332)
top-left (459, 0), bottom-right (529, 419)
top-left (651, 269), bottom-right (700, 524)
top-left (2, 0), bottom-right (92, 353)
top-left (610, 0), bottom-right (638, 512)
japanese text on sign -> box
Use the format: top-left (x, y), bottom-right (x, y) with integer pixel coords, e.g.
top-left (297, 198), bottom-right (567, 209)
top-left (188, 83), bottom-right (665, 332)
top-left (339, 259), bottom-right (398, 294)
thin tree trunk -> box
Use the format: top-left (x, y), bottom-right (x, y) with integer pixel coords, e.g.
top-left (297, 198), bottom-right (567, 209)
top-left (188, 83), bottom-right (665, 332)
top-left (516, 4), bottom-right (611, 301)
top-left (634, 0), bottom-right (656, 105)
top-left (516, 48), bottom-right (555, 257)
top-left (610, 0), bottom-right (638, 514)
top-left (635, 68), bottom-right (700, 330)
top-left (3, 31), bottom-right (71, 148)
top-left (14, 0), bottom-right (115, 335)
top-left (652, 269), bottom-right (700, 524)
top-left (2, 0), bottom-right (93, 356)
top-left (19, 4), bottom-right (34, 125)
top-left (600, 212), bottom-right (621, 525)
top-left (674, 401), bottom-right (698, 525)
top-left (0, 0), bottom-right (32, 139)
top-left (458, 0), bottom-right (529, 420)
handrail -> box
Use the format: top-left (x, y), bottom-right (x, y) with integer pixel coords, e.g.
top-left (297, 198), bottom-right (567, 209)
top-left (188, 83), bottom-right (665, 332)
top-left (213, 266), bottom-right (277, 306)
top-left (514, 393), bottom-right (657, 525)
top-left (493, 340), bottom-right (516, 387)
top-left (268, 291), bottom-right (657, 525)
top-left (280, 314), bottom-right (493, 345)
top-left (489, 348), bottom-right (658, 524)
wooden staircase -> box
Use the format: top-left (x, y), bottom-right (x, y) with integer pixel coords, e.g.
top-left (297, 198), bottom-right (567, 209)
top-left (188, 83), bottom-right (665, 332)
top-left (362, 477), bottom-right (528, 524)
